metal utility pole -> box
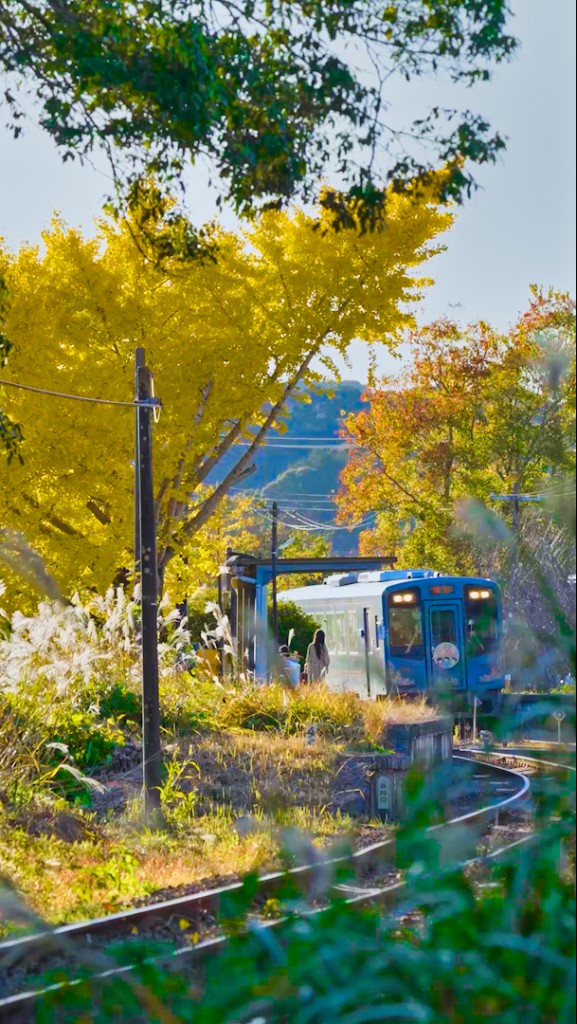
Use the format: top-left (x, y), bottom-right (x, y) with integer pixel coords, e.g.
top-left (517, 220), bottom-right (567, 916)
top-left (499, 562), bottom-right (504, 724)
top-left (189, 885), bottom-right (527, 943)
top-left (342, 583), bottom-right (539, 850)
top-left (135, 347), bottom-right (162, 816)
top-left (271, 502), bottom-right (279, 649)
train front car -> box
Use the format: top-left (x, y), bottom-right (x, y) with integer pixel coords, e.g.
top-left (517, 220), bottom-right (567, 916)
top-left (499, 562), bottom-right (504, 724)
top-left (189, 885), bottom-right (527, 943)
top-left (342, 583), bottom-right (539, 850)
top-left (278, 569), bottom-right (504, 713)
top-left (383, 574), bottom-right (504, 713)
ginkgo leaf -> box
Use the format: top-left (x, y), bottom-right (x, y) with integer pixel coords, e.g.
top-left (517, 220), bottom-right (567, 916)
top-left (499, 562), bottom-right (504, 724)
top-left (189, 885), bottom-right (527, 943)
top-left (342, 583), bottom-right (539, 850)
top-left (0, 178), bottom-right (452, 607)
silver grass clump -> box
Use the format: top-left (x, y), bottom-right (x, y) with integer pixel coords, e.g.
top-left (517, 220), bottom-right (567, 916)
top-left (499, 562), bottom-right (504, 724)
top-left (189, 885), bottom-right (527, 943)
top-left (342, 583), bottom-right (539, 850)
top-left (0, 582), bottom-right (193, 693)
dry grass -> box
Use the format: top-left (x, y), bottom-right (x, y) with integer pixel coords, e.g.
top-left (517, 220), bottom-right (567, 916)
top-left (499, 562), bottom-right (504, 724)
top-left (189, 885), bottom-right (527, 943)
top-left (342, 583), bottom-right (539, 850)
top-left (0, 676), bottom-right (439, 930)
top-left (0, 729), bottom-right (362, 929)
top-left (362, 695), bottom-right (440, 743)
top-left (169, 730), bottom-right (343, 814)
top-left (191, 678), bottom-right (441, 743)
top-left (0, 798), bottom-right (354, 927)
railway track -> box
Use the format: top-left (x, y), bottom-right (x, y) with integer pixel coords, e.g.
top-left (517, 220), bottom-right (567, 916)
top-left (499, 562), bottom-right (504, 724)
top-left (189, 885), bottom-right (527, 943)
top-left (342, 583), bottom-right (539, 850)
top-left (0, 751), bottom-right (568, 1021)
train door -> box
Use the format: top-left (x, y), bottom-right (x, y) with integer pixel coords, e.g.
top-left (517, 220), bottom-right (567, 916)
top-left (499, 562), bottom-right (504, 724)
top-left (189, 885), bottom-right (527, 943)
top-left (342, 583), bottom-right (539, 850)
top-left (426, 602), bottom-right (466, 690)
top-left (362, 607), bottom-right (371, 698)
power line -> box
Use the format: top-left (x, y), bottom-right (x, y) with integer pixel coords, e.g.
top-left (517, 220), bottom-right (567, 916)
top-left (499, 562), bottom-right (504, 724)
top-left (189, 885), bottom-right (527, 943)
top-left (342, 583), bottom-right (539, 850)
top-left (490, 490), bottom-right (576, 501)
top-left (284, 508), bottom-right (377, 531)
top-left (253, 506), bottom-right (377, 533)
top-left (256, 498), bottom-right (338, 507)
top-left (233, 441), bottom-right (350, 450)
top-left (0, 377), bottom-right (162, 410)
top-left (256, 436), bottom-right (347, 442)
top-left (232, 488), bottom-right (339, 498)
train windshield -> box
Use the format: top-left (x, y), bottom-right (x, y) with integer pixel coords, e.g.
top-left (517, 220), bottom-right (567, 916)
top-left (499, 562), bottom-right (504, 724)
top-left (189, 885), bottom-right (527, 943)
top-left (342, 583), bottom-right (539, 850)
top-left (388, 593), bottom-right (424, 659)
top-left (465, 587), bottom-right (499, 657)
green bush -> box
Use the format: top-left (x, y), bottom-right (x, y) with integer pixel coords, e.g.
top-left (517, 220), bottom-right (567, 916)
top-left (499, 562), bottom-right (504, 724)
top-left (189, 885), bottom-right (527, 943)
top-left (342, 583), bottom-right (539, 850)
top-left (97, 682), bottom-right (142, 724)
top-left (50, 710), bottom-right (125, 771)
top-left (0, 693), bottom-right (122, 808)
top-left (271, 599), bottom-right (321, 663)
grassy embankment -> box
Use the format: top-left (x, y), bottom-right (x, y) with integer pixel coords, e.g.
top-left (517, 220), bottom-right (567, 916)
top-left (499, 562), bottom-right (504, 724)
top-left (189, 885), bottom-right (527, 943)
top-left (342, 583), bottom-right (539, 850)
top-left (0, 653), bottom-right (436, 930)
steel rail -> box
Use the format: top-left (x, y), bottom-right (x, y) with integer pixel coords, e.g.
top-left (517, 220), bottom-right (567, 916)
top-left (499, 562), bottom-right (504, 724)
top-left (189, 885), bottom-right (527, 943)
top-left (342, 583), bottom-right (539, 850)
top-left (0, 755), bottom-right (532, 1019)
top-left (459, 747), bottom-right (576, 774)
top-left (0, 756), bottom-right (527, 957)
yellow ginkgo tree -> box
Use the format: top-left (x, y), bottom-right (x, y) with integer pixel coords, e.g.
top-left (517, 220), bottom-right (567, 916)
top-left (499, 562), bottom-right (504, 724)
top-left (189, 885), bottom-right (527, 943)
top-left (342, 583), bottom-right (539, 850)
top-left (0, 177), bottom-right (452, 604)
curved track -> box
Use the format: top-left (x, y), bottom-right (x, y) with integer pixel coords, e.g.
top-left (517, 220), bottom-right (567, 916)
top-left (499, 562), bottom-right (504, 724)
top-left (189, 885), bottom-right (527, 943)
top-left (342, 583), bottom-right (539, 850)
top-left (0, 753), bottom-right (550, 1019)
top-left (461, 746), bottom-right (576, 769)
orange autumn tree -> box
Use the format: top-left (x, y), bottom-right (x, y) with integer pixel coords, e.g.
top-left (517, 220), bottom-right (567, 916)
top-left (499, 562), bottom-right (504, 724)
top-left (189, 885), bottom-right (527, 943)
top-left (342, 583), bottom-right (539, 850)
top-left (337, 288), bottom-right (576, 571)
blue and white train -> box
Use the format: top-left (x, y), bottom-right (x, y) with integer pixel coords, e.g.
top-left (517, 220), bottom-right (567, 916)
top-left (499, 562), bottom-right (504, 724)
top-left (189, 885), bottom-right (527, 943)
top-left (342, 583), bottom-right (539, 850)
top-left (279, 569), bottom-right (504, 713)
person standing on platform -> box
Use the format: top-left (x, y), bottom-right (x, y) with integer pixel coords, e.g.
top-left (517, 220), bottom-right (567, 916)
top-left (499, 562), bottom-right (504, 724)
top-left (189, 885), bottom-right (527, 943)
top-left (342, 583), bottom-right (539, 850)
top-left (305, 629), bottom-right (330, 683)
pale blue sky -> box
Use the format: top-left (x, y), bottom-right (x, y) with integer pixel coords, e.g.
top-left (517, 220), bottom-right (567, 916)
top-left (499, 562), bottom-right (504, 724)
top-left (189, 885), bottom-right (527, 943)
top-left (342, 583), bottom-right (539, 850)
top-left (0, 0), bottom-right (574, 382)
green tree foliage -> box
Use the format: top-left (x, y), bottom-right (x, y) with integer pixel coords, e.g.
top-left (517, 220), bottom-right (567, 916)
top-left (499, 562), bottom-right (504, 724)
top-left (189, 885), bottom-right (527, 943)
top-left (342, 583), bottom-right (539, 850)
top-left (0, 181), bottom-right (449, 606)
top-left (0, 273), bottom-right (23, 463)
top-left (0, 1), bottom-right (516, 222)
top-left (272, 599), bottom-right (321, 661)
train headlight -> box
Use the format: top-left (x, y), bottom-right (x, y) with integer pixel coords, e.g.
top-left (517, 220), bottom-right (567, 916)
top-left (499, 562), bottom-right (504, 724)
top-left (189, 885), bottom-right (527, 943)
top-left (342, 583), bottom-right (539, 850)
top-left (480, 589), bottom-right (491, 599)
top-left (468, 590), bottom-right (481, 600)
top-left (392, 592), bottom-right (416, 604)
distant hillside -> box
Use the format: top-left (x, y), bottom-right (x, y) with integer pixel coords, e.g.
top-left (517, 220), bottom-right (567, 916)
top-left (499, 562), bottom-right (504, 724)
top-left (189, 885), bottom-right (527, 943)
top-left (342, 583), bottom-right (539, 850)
top-left (240, 382), bottom-right (368, 555)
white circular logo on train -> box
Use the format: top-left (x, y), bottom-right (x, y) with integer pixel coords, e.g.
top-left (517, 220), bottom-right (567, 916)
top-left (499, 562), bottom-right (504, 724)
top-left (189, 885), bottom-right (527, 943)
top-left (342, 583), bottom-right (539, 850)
top-left (432, 642), bottom-right (460, 670)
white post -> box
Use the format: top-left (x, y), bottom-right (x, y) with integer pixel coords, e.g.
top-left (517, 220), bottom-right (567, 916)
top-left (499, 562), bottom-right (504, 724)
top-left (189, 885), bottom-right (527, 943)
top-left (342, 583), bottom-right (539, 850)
top-left (554, 710), bottom-right (566, 745)
top-left (472, 696), bottom-right (481, 744)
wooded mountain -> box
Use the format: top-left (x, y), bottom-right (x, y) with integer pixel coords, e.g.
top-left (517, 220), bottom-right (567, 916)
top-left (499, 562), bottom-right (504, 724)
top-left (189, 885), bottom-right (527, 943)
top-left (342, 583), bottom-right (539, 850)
top-left (230, 382), bottom-right (368, 555)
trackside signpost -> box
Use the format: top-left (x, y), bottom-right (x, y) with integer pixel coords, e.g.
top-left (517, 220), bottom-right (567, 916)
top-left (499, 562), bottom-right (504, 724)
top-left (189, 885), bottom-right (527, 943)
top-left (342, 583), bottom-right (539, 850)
top-left (305, 723), bottom-right (318, 747)
top-left (553, 710), bottom-right (566, 745)
top-left (135, 347), bottom-right (162, 816)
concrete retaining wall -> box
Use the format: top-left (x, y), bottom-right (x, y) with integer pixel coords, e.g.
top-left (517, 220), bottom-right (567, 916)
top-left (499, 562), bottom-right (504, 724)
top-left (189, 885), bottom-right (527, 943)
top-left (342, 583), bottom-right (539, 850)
top-left (379, 717), bottom-right (454, 770)
top-left (329, 716), bottom-right (453, 821)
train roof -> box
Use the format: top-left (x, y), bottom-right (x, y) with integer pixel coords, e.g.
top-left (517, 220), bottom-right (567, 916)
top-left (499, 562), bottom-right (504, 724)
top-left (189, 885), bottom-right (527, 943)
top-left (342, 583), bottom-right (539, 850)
top-left (279, 572), bottom-right (497, 604)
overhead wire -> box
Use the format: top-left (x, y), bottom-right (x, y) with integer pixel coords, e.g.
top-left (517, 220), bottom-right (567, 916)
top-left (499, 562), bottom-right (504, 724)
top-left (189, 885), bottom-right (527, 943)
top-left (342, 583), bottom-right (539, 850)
top-left (492, 488), bottom-right (576, 500)
top-left (254, 499), bottom-right (338, 508)
top-left (0, 377), bottom-right (161, 410)
top-left (231, 488), bottom-right (339, 500)
top-left (248, 436), bottom-right (347, 442)
top-left (233, 441), bottom-right (350, 450)
top-left (252, 506), bottom-right (377, 533)
top-left (284, 507), bottom-right (377, 531)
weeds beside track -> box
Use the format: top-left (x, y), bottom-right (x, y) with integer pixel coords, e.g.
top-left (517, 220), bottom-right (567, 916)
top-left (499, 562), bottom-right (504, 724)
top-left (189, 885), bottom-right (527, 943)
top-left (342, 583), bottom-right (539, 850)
top-left (0, 753), bottom-right (537, 1020)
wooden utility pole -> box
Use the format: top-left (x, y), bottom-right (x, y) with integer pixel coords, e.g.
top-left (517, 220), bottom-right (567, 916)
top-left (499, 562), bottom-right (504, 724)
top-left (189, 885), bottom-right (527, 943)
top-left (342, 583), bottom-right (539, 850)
top-left (134, 348), bottom-right (145, 574)
top-left (135, 348), bottom-right (162, 815)
top-left (217, 569), bottom-right (226, 679)
top-left (271, 502), bottom-right (279, 649)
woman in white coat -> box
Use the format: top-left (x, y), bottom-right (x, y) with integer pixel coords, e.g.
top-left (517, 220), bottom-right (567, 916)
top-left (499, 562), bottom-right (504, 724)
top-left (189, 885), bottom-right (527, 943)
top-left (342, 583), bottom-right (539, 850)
top-left (305, 629), bottom-right (330, 683)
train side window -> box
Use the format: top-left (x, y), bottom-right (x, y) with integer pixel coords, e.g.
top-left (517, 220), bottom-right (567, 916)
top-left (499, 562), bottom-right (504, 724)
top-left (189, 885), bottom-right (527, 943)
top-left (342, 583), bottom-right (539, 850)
top-left (375, 615), bottom-right (381, 648)
top-left (388, 598), bottom-right (424, 660)
top-left (324, 613), bottom-right (336, 650)
top-left (347, 610), bottom-right (359, 654)
top-left (335, 612), bottom-right (347, 654)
